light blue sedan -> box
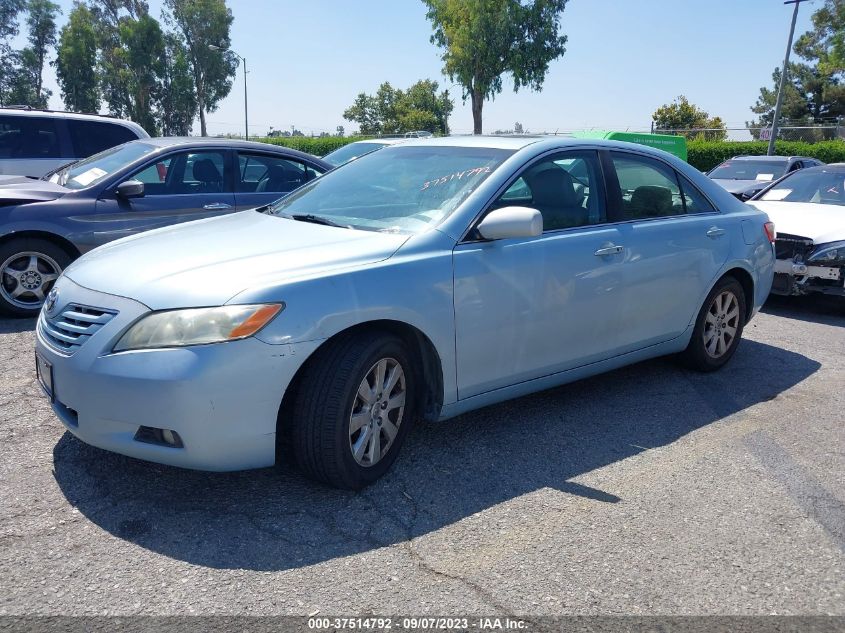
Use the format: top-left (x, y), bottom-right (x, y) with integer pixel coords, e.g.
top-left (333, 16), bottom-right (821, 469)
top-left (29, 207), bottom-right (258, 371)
top-left (34, 136), bottom-right (776, 489)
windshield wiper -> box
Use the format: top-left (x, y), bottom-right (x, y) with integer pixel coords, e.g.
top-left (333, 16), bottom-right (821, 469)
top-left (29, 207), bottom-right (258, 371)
top-left (290, 213), bottom-right (350, 229)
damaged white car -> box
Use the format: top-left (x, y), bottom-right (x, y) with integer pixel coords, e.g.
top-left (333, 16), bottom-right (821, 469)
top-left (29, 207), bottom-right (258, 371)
top-left (750, 164), bottom-right (845, 299)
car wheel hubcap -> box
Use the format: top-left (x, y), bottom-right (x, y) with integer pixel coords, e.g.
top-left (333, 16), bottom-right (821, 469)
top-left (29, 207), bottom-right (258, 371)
top-left (349, 357), bottom-right (406, 467)
top-left (0, 252), bottom-right (61, 310)
top-left (703, 290), bottom-right (740, 359)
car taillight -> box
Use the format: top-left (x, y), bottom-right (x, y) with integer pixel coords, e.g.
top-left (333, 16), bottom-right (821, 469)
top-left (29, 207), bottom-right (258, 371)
top-left (764, 221), bottom-right (776, 243)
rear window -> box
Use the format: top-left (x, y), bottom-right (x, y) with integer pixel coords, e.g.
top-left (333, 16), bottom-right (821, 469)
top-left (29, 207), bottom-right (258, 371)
top-left (0, 115), bottom-right (61, 159)
top-left (708, 159), bottom-right (788, 181)
top-left (67, 120), bottom-right (141, 158)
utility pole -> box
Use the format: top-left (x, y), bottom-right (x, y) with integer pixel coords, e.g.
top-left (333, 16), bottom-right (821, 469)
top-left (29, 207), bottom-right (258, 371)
top-left (208, 45), bottom-right (248, 141)
top-left (768, 0), bottom-right (805, 156)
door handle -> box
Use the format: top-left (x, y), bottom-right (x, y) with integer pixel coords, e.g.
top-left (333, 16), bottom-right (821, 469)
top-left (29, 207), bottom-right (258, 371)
top-left (594, 244), bottom-right (624, 257)
top-left (203, 202), bottom-right (232, 210)
top-left (706, 226), bottom-right (726, 239)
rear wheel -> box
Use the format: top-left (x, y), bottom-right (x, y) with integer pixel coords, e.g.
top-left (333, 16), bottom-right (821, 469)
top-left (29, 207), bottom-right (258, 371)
top-left (290, 332), bottom-right (417, 489)
top-left (0, 239), bottom-right (71, 317)
top-left (681, 276), bottom-right (746, 372)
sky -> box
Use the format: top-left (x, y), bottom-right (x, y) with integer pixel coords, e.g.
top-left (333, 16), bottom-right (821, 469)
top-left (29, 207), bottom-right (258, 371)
top-left (27, 0), bottom-right (820, 138)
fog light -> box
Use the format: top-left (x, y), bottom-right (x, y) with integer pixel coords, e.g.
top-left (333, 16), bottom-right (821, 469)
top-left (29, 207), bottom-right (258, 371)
top-left (134, 426), bottom-right (184, 448)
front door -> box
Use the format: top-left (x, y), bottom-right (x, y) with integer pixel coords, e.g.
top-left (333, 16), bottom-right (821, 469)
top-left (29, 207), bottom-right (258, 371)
top-left (453, 150), bottom-right (627, 399)
top-left (91, 149), bottom-right (236, 247)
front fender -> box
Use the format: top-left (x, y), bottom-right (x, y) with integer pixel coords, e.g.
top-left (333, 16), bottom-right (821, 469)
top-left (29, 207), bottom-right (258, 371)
top-left (231, 233), bottom-right (459, 406)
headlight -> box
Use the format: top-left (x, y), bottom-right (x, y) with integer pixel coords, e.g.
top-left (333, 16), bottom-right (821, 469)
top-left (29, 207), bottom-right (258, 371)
top-left (113, 304), bottom-right (283, 352)
top-left (807, 241), bottom-right (845, 265)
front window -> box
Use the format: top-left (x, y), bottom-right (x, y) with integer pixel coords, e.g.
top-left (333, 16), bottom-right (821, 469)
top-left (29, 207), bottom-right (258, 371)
top-left (758, 169), bottom-right (845, 206)
top-left (709, 159), bottom-right (788, 181)
top-left (49, 142), bottom-right (156, 190)
top-left (268, 146), bottom-right (513, 233)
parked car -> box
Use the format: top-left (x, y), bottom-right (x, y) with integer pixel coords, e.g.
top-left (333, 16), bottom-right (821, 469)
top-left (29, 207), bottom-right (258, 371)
top-left (748, 163), bottom-right (844, 299)
top-left (707, 155), bottom-right (823, 200)
top-left (322, 138), bottom-right (408, 167)
top-left (0, 137), bottom-right (331, 316)
top-left (0, 107), bottom-right (148, 178)
top-left (34, 137), bottom-right (775, 489)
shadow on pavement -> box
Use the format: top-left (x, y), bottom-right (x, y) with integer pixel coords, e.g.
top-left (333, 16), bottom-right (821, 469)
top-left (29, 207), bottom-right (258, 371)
top-left (762, 294), bottom-right (844, 327)
top-left (0, 317), bottom-right (36, 334)
top-left (53, 339), bottom-right (820, 571)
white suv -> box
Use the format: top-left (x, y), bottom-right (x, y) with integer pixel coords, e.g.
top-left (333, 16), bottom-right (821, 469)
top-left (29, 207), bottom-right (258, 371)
top-left (0, 108), bottom-right (149, 178)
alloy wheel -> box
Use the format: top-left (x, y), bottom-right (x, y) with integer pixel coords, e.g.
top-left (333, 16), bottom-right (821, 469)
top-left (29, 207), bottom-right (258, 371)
top-left (702, 290), bottom-right (740, 359)
top-left (349, 357), bottom-right (406, 467)
top-left (0, 251), bottom-right (62, 311)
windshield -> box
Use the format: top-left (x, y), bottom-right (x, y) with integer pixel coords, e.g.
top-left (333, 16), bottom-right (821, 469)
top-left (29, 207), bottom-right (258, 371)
top-left (322, 142), bottom-right (389, 167)
top-left (757, 168), bottom-right (845, 206)
top-left (709, 159), bottom-right (788, 181)
top-left (50, 142), bottom-right (156, 189)
top-left (268, 145), bottom-right (514, 233)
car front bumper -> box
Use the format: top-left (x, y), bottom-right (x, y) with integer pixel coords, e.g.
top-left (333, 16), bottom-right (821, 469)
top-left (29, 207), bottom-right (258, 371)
top-left (771, 258), bottom-right (844, 297)
top-left (35, 277), bottom-right (320, 471)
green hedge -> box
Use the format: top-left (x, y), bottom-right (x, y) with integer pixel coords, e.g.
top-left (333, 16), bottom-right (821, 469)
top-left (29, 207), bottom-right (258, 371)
top-left (253, 136), bottom-right (364, 157)
top-left (687, 139), bottom-right (845, 171)
top-left (250, 135), bottom-right (845, 168)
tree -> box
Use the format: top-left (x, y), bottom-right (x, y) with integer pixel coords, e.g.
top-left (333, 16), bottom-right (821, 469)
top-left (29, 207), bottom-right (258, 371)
top-left (24, 0), bottom-right (59, 102)
top-left (748, 0), bottom-right (844, 140)
top-left (652, 95), bottom-right (727, 141)
top-left (343, 80), bottom-right (453, 135)
top-left (794, 0), bottom-right (844, 76)
top-left (164, 0), bottom-right (237, 136)
top-left (423, 0), bottom-right (568, 134)
top-left (0, 0), bottom-right (26, 104)
top-left (159, 32), bottom-right (196, 135)
top-left (55, 3), bottom-right (100, 112)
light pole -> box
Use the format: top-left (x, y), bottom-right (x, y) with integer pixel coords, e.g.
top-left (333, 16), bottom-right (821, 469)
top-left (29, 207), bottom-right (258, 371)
top-left (208, 44), bottom-right (248, 141)
top-left (768, 0), bottom-right (806, 156)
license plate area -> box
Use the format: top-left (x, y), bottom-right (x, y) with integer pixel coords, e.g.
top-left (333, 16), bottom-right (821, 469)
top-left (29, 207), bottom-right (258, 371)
top-left (36, 353), bottom-right (54, 402)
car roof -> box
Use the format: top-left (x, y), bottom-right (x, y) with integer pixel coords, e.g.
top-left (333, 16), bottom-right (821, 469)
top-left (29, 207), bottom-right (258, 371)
top-left (728, 155), bottom-right (808, 162)
top-left (134, 137), bottom-right (331, 165)
top-left (0, 107), bottom-right (148, 135)
top-left (393, 134), bottom-right (570, 150)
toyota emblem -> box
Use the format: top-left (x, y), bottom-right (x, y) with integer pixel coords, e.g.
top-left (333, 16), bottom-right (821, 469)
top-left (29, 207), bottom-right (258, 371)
top-left (44, 288), bottom-right (58, 315)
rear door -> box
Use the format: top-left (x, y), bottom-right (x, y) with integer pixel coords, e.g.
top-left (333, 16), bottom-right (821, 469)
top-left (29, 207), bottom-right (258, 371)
top-left (233, 151), bottom-right (324, 210)
top-left (91, 148), bottom-right (235, 247)
top-left (605, 150), bottom-right (732, 351)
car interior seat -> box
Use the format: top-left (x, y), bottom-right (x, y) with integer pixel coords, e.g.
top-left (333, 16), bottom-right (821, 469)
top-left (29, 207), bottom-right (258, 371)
top-left (192, 158), bottom-right (223, 193)
top-left (524, 165), bottom-right (588, 230)
top-left (629, 185), bottom-right (673, 218)
top-left (256, 163), bottom-right (300, 193)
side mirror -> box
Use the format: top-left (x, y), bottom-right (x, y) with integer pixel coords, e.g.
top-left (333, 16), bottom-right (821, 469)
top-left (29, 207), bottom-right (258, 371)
top-left (116, 179), bottom-right (145, 199)
top-left (476, 206), bottom-right (543, 240)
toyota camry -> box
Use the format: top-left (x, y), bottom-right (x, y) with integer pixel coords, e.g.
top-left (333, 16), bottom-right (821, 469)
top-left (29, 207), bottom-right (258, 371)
top-left (35, 136), bottom-right (775, 489)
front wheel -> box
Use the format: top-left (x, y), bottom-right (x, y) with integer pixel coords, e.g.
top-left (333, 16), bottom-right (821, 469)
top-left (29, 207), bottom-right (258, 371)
top-left (290, 332), bottom-right (417, 489)
top-left (681, 276), bottom-right (747, 372)
top-left (0, 239), bottom-right (71, 317)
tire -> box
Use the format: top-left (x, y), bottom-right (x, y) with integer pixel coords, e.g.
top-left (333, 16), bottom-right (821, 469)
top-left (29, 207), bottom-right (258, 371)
top-left (681, 275), bottom-right (747, 372)
top-left (290, 331), bottom-right (418, 489)
top-left (0, 238), bottom-right (72, 318)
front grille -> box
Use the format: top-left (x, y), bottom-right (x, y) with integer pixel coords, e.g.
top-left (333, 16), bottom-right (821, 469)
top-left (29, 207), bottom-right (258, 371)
top-left (775, 233), bottom-right (814, 261)
top-left (39, 304), bottom-right (117, 354)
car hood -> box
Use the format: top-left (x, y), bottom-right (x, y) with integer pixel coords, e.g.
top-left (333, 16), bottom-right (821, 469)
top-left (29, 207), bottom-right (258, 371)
top-left (749, 200), bottom-right (845, 245)
top-left (64, 211), bottom-right (410, 309)
top-left (711, 179), bottom-right (767, 195)
top-left (0, 175), bottom-right (68, 203)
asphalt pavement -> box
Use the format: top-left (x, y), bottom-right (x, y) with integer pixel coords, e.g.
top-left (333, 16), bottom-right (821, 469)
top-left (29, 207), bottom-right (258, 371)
top-left (1, 295), bottom-right (843, 616)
